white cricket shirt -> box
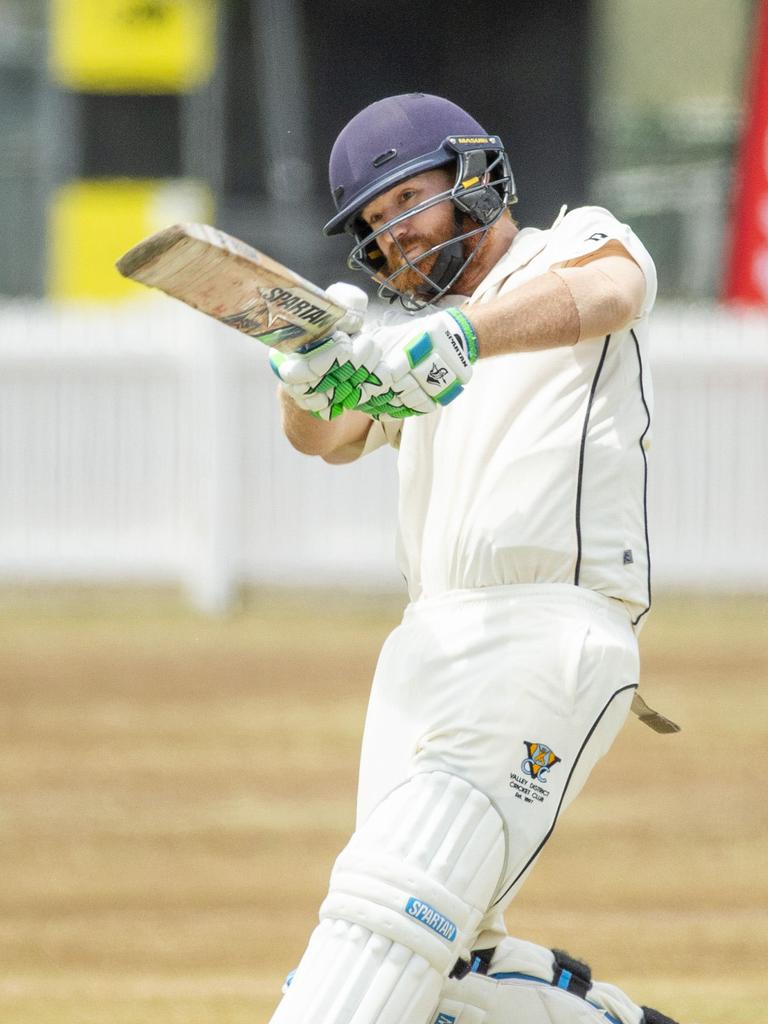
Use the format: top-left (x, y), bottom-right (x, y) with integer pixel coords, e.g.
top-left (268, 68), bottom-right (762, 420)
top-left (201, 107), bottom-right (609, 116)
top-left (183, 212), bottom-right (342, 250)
top-left (365, 206), bottom-right (657, 627)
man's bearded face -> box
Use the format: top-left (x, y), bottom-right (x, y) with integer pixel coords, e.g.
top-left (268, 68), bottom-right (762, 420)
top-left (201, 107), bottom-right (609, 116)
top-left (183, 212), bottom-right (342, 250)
top-left (361, 168), bottom-right (487, 297)
top-left (382, 210), bottom-right (483, 296)
top-left (383, 217), bottom-right (450, 295)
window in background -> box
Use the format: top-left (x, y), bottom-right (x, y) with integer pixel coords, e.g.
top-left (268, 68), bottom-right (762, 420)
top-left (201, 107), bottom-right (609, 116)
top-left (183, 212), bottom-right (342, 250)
top-left (590, 0), bottom-right (756, 299)
top-left (0, 0), bottom-right (46, 297)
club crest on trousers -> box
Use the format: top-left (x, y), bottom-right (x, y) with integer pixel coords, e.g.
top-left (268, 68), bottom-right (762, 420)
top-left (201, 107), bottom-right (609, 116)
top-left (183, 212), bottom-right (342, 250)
top-left (522, 741), bottom-right (562, 781)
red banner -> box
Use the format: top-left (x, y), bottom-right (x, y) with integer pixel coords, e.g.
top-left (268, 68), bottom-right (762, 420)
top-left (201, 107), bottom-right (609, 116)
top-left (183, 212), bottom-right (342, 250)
top-left (723, 0), bottom-right (768, 305)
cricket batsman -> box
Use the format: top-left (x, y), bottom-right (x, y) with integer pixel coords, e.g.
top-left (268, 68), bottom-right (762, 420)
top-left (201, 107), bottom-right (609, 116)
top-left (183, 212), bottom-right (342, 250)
top-left (268, 93), bottom-right (680, 1024)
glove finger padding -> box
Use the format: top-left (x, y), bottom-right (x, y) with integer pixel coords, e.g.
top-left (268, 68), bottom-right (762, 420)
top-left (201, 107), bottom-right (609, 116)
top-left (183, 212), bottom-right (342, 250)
top-left (271, 331), bottom-right (389, 420)
top-left (356, 373), bottom-right (434, 420)
top-left (270, 331), bottom-right (353, 386)
top-left (324, 282), bottom-right (369, 336)
top-left (384, 308), bottom-right (478, 411)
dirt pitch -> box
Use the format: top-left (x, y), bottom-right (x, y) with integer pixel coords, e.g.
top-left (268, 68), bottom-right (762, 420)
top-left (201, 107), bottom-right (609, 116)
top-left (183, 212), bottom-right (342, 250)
top-left (0, 588), bottom-right (765, 1024)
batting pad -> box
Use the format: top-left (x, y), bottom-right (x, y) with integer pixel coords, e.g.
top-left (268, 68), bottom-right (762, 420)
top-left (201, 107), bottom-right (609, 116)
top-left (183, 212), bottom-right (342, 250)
top-left (269, 772), bottom-right (506, 1024)
top-left (435, 975), bottom-right (620, 1024)
top-left (432, 935), bottom-right (645, 1024)
top-left (436, 974), bottom-right (622, 1024)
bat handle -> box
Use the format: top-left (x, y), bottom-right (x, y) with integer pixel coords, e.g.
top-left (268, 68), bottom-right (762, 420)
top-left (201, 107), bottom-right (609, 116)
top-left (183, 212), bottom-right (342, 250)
top-left (295, 335), bottom-right (333, 354)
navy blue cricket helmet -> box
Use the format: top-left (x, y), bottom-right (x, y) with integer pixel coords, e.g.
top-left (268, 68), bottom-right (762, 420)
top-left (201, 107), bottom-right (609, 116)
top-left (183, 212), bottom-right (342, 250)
top-left (323, 93), bottom-right (516, 306)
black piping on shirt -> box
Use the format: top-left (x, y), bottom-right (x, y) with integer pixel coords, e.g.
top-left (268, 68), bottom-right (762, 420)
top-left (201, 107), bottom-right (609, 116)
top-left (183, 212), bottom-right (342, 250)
top-left (574, 335), bottom-right (611, 585)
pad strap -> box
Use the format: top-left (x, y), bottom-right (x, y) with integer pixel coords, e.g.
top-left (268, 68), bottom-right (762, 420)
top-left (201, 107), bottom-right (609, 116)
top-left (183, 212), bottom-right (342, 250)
top-left (642, 1008), bottom-right (680, 1024)
top-left (552, 948), bottom-right (592, 999)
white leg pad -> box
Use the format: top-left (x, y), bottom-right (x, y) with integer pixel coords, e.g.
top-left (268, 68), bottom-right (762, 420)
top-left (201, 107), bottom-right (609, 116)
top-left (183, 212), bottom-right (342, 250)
top-left (432, 935), bottom-right (645, 1024)
top-left (435, 975), bottom-right (624, 1024)
top-left (273, 919), bottom-right (440, 1024)
top-left (269, 772), bottom-right (506, 1024)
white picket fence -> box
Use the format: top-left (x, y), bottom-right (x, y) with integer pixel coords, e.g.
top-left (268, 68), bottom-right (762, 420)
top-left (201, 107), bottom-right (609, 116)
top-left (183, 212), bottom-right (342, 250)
top-left (0, 299), bottom-right (766, 610)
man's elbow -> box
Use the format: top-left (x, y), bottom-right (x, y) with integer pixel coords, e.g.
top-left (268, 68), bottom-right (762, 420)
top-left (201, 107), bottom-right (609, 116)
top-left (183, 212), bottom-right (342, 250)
top-left (600, 284), bottom-right (637, 334)
top-left (322, 442), bottom-right (365, 465)
top-left (553, 260), bottom-right (645, 340)
top-left (586, 256), bottom-right (646, 336)
top-left (285, 433), bottom-right (330, 457)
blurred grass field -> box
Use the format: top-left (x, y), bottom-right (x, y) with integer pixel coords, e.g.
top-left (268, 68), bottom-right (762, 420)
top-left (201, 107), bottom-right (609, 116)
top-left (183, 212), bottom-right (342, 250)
top-left (0, 587), bottom-right (766, 1024)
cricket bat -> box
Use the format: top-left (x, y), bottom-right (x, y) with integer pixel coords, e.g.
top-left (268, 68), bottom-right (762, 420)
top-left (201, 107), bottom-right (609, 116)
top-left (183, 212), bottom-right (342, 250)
top-left (116, 223), bottom-right (350, 352)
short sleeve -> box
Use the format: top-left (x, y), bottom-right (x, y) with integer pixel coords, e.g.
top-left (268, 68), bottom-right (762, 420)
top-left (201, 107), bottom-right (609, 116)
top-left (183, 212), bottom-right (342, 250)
top-left (546, 206), bottom-right (658, 316)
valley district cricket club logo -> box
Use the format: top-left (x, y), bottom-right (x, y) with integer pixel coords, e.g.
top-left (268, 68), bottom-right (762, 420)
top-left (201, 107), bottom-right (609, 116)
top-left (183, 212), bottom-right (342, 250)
top-left (522, 741), bottom-right (562, 782)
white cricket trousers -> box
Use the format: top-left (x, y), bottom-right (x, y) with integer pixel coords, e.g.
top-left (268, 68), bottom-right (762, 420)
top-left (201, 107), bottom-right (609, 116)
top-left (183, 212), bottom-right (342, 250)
top-left (356, 583), bottom-right (639, 948)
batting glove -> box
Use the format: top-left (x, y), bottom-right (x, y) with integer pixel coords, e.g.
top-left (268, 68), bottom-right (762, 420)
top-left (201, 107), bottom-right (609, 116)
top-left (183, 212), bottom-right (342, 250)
top-left (324, 281), bottom-right (368, 336)
top-left (270, 330), bottom-right (394, 421)
top-left (372, 308), bottom-right (479, 417)
top-left (270, 282), bottom-right (387, 421)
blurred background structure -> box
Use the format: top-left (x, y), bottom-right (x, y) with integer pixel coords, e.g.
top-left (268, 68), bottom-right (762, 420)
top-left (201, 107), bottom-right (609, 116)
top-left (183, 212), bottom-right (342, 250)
top-left (0, 0), bottom-right (766, 609)
top-left (0, 8), bottom-right (767, 1024)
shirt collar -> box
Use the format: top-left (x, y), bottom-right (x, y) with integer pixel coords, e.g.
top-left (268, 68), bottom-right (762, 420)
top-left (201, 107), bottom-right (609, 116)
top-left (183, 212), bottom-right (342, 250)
top-left (466, 205), bottom-right (570, 304)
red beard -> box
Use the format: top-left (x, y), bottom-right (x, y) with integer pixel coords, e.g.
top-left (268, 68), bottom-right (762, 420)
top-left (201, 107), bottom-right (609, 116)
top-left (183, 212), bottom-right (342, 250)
top-left (382, 222), bottom-right (484, 297)
top-left (384, 238), bottom-right (440, 295)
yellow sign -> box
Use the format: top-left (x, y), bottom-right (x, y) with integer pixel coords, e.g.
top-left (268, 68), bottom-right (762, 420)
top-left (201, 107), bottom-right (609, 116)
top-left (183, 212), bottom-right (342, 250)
top-left (49, 0), bottom-right (217, 92)
top-left (49, 178), bottom-right (213, 300)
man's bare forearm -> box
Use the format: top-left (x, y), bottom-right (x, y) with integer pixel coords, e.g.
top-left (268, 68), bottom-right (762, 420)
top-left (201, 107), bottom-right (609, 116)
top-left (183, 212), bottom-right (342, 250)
top-left (468, 254), bottom-right (645, 358)
top-left (468, 271), bottom-right (580, 357)
top-left (277, 386), bottom-right (372, 461)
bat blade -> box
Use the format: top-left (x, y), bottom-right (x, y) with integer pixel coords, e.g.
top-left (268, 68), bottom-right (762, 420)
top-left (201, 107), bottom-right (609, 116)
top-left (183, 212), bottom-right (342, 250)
top-left (116, 223), bottom-right (347, 352)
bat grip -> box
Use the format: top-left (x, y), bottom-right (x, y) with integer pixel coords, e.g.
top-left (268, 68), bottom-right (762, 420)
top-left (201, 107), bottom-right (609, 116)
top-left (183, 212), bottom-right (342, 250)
top-left (295, 335), bottom-right (333, 354)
